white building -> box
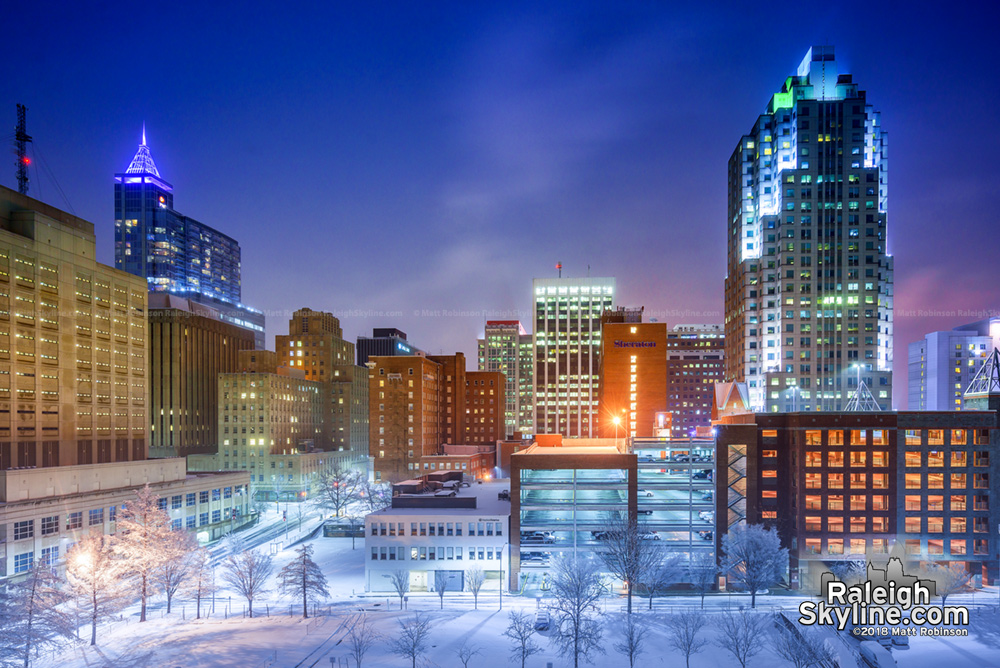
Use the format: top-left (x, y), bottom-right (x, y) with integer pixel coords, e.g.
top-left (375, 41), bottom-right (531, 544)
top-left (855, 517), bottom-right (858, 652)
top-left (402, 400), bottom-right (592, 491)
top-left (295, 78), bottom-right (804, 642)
top-left (908, 317), bottom-right (1000, 410)
top-left (364, 481), bottom-right (510, 594)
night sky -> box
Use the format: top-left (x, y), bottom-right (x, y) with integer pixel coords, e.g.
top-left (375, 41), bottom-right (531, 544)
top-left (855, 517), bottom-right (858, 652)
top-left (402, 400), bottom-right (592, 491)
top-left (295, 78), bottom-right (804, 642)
top-left (4, 2), bottom-right (1000, 408)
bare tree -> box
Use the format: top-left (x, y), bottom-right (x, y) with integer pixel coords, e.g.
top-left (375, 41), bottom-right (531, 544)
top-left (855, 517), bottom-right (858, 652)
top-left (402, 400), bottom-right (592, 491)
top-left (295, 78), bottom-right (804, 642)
top-left (639, 550), bottom-right (683, 610)
top-left (466, 567), bottom-right (486, 610)
top-left (689, 552), bottom-right (719, 608)
top-left (2, 564), bottom-right (73, 668)
top-left (387, 569), bottom-right (409, 610)
top-left (432, 570), bottom-right (450, 609)
top-left (114, 484), bottom-right (178, 622)
top-left (715, 609), bottom-right (768, 668)
top-left (503, 610), bottom-right (542, 668)
top-left (926, 562), bottom-right (974, 606)
top-left (359, 479), bottom-right (392, 514)
top-left (66, 532), bottom-right (130, 646)
top-left (183, 548), bottom-right (218, 619)
top-left (664, 609), bottom-right (708, 668)
top-left (721, 523), bottom-right (788, 608)
top-left (826, 558), bottom-right (865, 585)
top-left (221, 547), bottom-right (274, 618)
top-left (347, 615), bottom-right (380, 668)
top-left (772, 623), bottom-right (836, 668)
top-left (389, 613), bottom-right (432, 668)
top-left (455, 641), bottom-right (482, 668)
top-left (549, 554), bottom-right (605, 667)
top-left (595, 511), bottom-right (657, 614)
top-left (154, 530), bottom-right (199, 614)
top-left (278, 543), bottom-right (329, 618)
top-left (318, 464), bottom-right (364, 518)
top-left (613, 613), bottom-right (648, 668)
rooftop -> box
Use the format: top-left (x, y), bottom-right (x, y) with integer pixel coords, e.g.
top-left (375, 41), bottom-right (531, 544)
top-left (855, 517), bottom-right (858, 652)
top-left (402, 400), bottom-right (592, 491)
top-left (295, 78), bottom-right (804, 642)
top-left (370, 481), bottom-right (511, 517)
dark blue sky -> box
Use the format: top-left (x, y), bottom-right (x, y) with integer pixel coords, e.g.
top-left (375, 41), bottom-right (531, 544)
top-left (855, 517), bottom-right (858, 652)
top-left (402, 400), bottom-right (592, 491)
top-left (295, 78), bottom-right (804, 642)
top-left (4, 1), bottom-right (1000, 408)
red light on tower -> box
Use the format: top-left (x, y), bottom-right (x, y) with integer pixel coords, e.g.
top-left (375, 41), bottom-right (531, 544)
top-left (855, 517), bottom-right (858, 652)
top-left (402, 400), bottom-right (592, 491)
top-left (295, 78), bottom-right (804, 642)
top-left (22, 157), bottom-right (30, 165)
top-left (556, 262), bottom-right (562, 278)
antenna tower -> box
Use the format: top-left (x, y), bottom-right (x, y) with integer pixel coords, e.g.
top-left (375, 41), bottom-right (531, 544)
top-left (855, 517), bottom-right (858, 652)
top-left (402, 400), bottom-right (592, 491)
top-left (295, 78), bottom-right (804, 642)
top-left (15, 104), bottom-right (33, 195)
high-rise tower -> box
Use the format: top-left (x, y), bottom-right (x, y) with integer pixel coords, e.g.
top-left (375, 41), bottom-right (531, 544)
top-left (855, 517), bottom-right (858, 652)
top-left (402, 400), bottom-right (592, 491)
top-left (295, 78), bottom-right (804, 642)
top-left (478, 320), bottom-right (533, 439)
top-left (724, 47), bottom-right (893, 412)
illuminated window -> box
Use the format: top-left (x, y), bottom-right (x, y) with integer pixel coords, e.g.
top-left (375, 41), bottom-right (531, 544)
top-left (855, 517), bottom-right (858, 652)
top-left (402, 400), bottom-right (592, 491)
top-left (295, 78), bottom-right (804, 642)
top-left (872, 474), bottom-right (888, 489)
top-left (827, 473), bottom-right (844, 489)
top-left (805, 473), bottom-right (822, 489)
top-left (850, 517), bottom-right (866, 533)
top-left (805, 430), bottom-right (822, 445)
top-left (805, 451), bottom-right (822, 467)
top-left (850, 452), bottom-right (866, 467)
top-left (804, 538), bottom-right (821, 554)
top-left (927, 451), bottom-right (944, 467)
top-left (904, 496), bottom-right (921, 511)
top-left (762, 470), bottom-right (777, 479)
top-left (827, 451), bottom-right (844, 467)
top-left (927, 496), bottom-right (944, 511)
top-left (927, 517), bottom-right (944, 533)
top-left (850, 495), bottom-right (866, 511)
top-left (828, 431), bottom-right (844, 446)
top-left (951, 451), bottom-right (967, 467)
top-left (849, 473), bottom-right (866, 489)
top-left (905, 517), bottom-right (921, 533)
top-left (905, 473), bottom-right (922, 489)
top-left (762, 490), bottom-right (777, 498)
top-left (928, 430), bottom-right (944, 445)
top-left (951, 429), bottom-right (967, 445)
top-left (805, 516), bottom-right (822, 531)
top-left (827, 539), bottom-right (844, 554)
top-left (951, 495), bottom-right (966, 511)
top-left (871, 517), bottom-right (888, 532)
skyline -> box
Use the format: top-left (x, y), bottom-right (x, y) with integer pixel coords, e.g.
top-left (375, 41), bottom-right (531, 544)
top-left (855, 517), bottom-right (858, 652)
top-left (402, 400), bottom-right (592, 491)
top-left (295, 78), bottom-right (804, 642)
top-left (5, 2), bottom-right (1000, 408)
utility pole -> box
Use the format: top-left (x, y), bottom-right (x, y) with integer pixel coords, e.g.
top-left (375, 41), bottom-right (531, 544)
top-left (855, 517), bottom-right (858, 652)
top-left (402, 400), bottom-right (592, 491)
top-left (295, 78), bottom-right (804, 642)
top-left (15, 104), bottom-right (32, 195)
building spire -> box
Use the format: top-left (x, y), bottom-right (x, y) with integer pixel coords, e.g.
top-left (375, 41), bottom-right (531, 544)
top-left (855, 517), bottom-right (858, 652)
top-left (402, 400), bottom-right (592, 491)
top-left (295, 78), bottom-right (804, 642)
top-left (142, 123), bottom-right (147, 147)
top-left (125, 127), bottom-right (161, 178)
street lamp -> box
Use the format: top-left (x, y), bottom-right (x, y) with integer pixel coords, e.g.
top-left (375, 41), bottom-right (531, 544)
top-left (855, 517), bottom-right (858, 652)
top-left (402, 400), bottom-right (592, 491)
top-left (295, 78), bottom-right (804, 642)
top-left (612, 415), bottom-right (621, 448)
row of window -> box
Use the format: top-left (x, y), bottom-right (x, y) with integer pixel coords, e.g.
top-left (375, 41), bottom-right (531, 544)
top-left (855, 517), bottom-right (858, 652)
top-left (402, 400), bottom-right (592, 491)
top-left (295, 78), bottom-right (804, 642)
top-left (370, 546), bottom-right (503, 561)
top-left (802, 537), bottom-right (988, 557)
top-left (370, 521), bottom-right (504, 537)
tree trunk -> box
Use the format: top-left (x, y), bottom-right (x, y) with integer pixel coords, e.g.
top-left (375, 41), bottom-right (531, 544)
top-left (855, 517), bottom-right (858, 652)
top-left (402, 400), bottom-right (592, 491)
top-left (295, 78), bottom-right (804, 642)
top-left (140, 574), bottom-right (148, 622)
top-left (474, 593), bottom-right (478, 610)
top-left (700, 592), bottom-right (705, 609)
top-left (249, 598), bottom-right (254, 619)
top-left (627, 583), bottom-right (632, 614)
top-left (303, 575), bottom-right (309, 619)
top-left (167, 592), bottom-right (173, 614)
top-left (751, 589), bottom-right (756, 609)
top-left (196, 593), bottom-right (202, 620)
top-left (91, 588), bottom-right (98, 646)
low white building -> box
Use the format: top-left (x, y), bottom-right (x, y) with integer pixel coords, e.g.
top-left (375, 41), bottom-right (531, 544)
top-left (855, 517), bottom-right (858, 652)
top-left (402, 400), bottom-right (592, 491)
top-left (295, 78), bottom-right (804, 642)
top-left (364, 481), bottom-right (510, 594)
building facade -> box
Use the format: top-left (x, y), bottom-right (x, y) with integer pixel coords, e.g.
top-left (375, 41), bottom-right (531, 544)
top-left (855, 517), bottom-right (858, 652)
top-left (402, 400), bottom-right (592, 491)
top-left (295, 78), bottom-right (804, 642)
top-left (148, 294), bottom-right (256, 458)
top-left (357, 328), bottom-right (420, 366)
top-left (113, 130), bottom-right (264, 348)
top-left (478, 321), bottom-right (533, 439)
top-left (275, 308), bottom-right (369, 459)
top-left (0, 185), bottom-right (148, 470)
top-left (724, 46), bottom-right (893, 412)
top-left (464, 371), bottom-right (504, 444)
top-left (908, 317), bottom-right (999, 410)
top-left (666, 325), bottom-right (725, 439)
top-left (598, 321), bottom-right (667, 439)
top-left (533, 277), bottom-right (615, 437)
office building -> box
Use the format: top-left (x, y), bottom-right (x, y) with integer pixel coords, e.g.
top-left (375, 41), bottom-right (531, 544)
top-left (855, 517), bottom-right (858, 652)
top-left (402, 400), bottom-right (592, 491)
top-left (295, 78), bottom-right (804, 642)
top-left (666, 325), bottom-right (725, 439)
top-left (465, 371), bottom-right (504, 444)
top-left (364, 478), bottom-right (510, 593)
top-left (114, 130), bottom-right (264, 348)
top-left (148, 294), bottom-right (256, 458)
top-left (187, 351), bottom-right (343, 501)
top-left (908, 316), bottom-right (1000, 410)
top-left (478, 320), bottom-right (533, 439)
top-left (275, 308), bottom-right (369, 458)
top-left (714, 363), bottom-right (1000, 589)
top-left (0, 185), bottom-right (148, 469)
top-left (724, 46), bottom-right (893, 412)
top-left (357, 328), bottom-right (420, 366)
top-left (598, 321), bottom-right (667, 439)
top-left (533, 277), bottom-right (615, 437)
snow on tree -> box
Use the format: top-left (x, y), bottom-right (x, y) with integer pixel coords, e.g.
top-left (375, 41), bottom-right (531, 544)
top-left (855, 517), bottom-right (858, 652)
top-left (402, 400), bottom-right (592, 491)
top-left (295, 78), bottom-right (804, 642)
top-left (183, 547), bottom-right (218, 620)
top-left (358, 479), bottom-right (392, 514)
top-left (114, 484), bottom-right (177, 622)
top-left (465, 566), bottom-right (486, 610)
top-left (388, 612), bottom-right (432, 668)
top-left (595, 510), bottom-right (659, 614)
top-left (664, 609), bottom-right (708, 668)
top-left (221, 547), bottom-right (274, 618)
top-left (434, 570), bottom-right (449, 609)
top-left (926, 562), bottom-right (974, 606)
top-left (318, 463), bottom-right (364, 518)
top-left (455, 641), bottom-right (482, 668)
top-left (825, 558), bottom-right (865, 585)
top-left (688, 551), bottom-right (719, 608)
top-left (721, 523), bottom-right (788, 608)
top-left (154, 530), bottom-right (199, 614)
top-left (613, 613), bottom-right (648, 668)
top-left (549, 554), bottom-right (605, 667)
top-left (346, 615), bottom-right (380, 668)
top-left (503, 610), bottom-right (541, 668)
top-left (715, 609), bottom-right (768, 668)
top-left (277, 543), bottom-right (329, 618)
top-left (772, 623), bottom-right (835, 668)
top-left (66, 532), bottom-right (130, 646)
top-left (639, 549), bottom-right (683, 610)
top-left (1, 564), bottom-right (73, 668)
top-left (387, 568), bottom-right (409, 610)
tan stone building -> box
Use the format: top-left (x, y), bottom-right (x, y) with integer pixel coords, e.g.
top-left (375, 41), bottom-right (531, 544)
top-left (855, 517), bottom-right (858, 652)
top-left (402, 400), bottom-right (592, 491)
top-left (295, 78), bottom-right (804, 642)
top-left (148, 294), bottom-right (255, 458)
top-left (0, 185), bottom-right (148, 469)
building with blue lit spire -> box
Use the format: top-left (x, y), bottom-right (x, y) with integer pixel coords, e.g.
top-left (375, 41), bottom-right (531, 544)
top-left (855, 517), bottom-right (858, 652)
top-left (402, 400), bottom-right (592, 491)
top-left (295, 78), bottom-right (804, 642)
top-left (114, 128), bottom-right (265, 347)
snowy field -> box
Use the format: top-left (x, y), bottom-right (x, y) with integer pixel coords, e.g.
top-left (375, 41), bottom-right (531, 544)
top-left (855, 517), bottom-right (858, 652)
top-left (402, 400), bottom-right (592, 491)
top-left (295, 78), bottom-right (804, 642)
top-left (32, 533), bottom-right (1000, 668)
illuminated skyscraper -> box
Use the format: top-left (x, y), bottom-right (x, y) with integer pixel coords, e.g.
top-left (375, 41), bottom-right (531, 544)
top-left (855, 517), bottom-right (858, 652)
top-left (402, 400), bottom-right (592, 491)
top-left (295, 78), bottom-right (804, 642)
top-left (533, 277), bottom-right (615, 436)
top-left (478, 320), bottom-right (533, 439)
top-left (724, 46), bottom-right (893, 412)
top-left (114, 129), bottom-right (264, 347)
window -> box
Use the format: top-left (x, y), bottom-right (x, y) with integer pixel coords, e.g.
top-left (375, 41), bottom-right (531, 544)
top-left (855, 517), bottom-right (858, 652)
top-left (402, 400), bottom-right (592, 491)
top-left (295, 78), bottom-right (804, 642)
top-left (88, 508), bottom-right (104, 526)
top-left (905, 451), bottom-right (921, 467)
top-left (14, 552), bottom-right (33, 574)
top-left (872, 496), bottom-right (888, 511)
top-left (827, 495), bottom-right (844, 511)
top-left (872, 517), bottom-right (888, 532)
top-left (850, 495), bottom-right (866, 511)
top-left (199, 490), bottom-right (209, 504)
top-left (872, 474), bottom-right (888, 489)
top-left (805, 516), bottom-right (822, 531)
top-left (804, 538), bottom-right (821, 554)
top-left (41, 515), bottom-right (59, 536)
top-left (927, 517), bottom-right (944, 533)
top-left (850, 452), bottom-right (866, 467)
top-left (14, 520), bottom-right (33, 540)
top-left (805, 495), bottom-right (822, 510)
top-left (828, 473), bottom-right (844, 489)
top-left (805, 451), bottom-right (822, 467)
top-left (212, 489), bottom-right (221, 501)
top-left (951, 473), bottom-right (966, 489)
top-left (951, 517), bottom-right (967, 533)
top-left (805, 473), bottom-right (822, 489)
top-left (927, 451), bottom-right (944, 467)
top-left (849, 474), bottom-right (866, 489)
top-left (950, 540), bottom-right (967, 555)
top-left (905, 473), bottom-right (922, 489)
top-left (212, 510), bottom-right (221, 523)
top-left (199, 512), bottom-right (209, 526)
top-left (904, 496), bottom-right (921, 511)
top-left (186, 493), bottom-right (197, 507)
top-left (186, 516), bottom-right (196, 529)
top-left (39, 545), bottom-right (58, 568)
top-left (905, 518), bottom-right (921, 533)
top-left (951, 452), bottom-right (967, 467)
top-left (827, 539), bottom-right (844, 555)
top-left (827, 451), bottom-right (844, 467)
top-left (67, 512), bottom-right (83, 530)
top-left (850, 517), bottom-right (866, 533)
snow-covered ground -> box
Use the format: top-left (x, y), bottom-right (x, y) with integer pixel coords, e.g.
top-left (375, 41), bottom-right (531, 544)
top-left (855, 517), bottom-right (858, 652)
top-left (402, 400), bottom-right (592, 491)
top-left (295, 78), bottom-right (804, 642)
top-left (34, 532), bottom-right (1000, 668)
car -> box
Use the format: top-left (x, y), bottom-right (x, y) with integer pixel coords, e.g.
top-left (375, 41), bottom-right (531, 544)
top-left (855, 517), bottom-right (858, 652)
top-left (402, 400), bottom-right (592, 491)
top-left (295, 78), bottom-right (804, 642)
top-left (693, 470), bottom-right (712, 480)
top-left (534, 611), bottom-right (551, 631)
top-left (639, 531), bottom-right (660, 540)
top-left (699, 511), bottom-right (714, 521)
top-left (521, 531), bottom-right (554, 543)
top-left (637, 509), bottom-right (654, 515)
top-left (637, 454), bottom-right (655, 462)
top-left (637, 489), bottom-right (653, 497)
top-left (700, 492), bottom-right (713, 501)
top-left (459, 481), bottom-right (472, 488)
top-left (698, 531), bottom-right (713, 541)
top-left (591, 531), bottom-right (610, 540)
top-left (857, 641), bottom-right (895, 668)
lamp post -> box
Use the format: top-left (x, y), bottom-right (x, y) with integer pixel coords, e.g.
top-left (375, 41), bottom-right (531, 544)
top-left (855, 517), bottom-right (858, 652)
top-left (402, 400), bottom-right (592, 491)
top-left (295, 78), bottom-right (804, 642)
top-left (612, 416), bottom-right (621, 450)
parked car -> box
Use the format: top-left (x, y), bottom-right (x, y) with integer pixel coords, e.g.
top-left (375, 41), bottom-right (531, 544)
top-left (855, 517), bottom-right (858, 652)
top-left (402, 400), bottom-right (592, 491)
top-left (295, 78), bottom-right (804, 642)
top-left (693, 470), bottom-right (712, 480)
top-left (639, 531), bottom-right (660, 541)
top-left (699, 511), bottom-right (714, 522)
top-left (534, 611), bottom-right (551, 631)
top-left (521, 531), bottom-right (554, 543)
top-left (858, 641), bottom-right (896, 668)
top-left (591, 531), bottom-right (610, 540)
top-left (637, 509), bottom-right (654, 515)
top-left (700, 492), bottom-right (714, 501)
top-left (637, 454), bottom-right (656, 462)
top-left (637, 489), bottom-right (653, 497)
top-left (698, 531), bottom-right (713, 541)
